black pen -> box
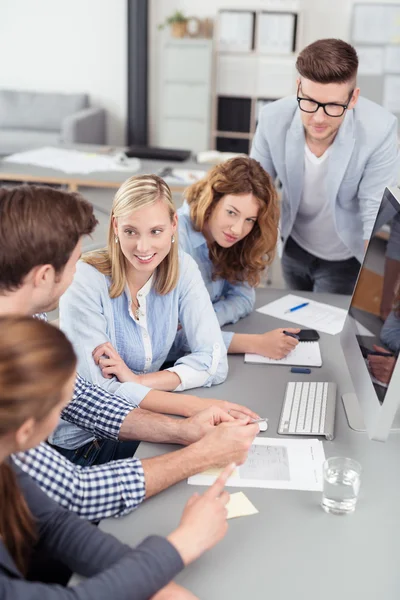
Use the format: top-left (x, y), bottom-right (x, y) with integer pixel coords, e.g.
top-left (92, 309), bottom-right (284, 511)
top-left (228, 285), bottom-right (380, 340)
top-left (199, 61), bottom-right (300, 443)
top-left (283, 330), bottom-right (300, 340)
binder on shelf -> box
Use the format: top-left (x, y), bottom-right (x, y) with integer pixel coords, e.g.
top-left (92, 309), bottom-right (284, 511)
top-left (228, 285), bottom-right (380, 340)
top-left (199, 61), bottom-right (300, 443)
top-left (218, 10), bottom-right (255, 53)
top-left (257, 12), bottom-right (297, 54)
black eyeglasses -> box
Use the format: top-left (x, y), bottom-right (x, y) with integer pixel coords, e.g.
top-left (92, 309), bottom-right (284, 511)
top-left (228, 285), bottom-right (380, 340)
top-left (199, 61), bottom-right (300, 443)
top-left (297, 84), bottom-right (354, 118)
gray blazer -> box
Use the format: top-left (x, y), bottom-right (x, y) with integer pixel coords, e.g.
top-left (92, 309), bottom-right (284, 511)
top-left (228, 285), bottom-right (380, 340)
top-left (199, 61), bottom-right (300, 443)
top-left (0, 465), bottom-right (183, 599)
top-left (251, 96), bottom-right (399, 262)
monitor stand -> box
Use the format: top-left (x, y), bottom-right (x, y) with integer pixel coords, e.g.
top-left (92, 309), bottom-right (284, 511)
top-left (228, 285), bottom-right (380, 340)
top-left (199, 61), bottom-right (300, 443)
top-left (342, 393), bottom-right (400, 432)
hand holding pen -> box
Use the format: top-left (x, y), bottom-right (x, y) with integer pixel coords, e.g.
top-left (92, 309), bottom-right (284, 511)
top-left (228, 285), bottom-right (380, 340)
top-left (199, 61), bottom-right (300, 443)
top-left (253, 328), bottom-right (300, 359)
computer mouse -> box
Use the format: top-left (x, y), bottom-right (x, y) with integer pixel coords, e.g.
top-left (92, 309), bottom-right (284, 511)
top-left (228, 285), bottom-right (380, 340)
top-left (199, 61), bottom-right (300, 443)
top-left (258, 419), bottom-right (268, 432)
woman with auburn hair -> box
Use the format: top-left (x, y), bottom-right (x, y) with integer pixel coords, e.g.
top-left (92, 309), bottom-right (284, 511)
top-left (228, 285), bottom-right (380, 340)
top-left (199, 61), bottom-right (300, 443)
top-left (52, 174), bottom-right (255, 456)
top-left (178, 156), bottom-right (300, 359)
top-left (0, 315), bottom-right (238, 600)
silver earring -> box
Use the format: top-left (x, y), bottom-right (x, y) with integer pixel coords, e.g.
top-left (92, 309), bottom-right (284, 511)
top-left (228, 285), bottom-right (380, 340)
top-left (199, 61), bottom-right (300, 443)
top-left (115, 235), bottom-right (119, 244)
top-left (171, 235), bottom-right (175, 244)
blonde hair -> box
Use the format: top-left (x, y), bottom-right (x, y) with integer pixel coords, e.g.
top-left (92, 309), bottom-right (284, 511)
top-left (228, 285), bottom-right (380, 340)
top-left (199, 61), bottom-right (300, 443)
top-left (83, 175), bottom-right (179, 297)
top-left (186, 156), bottom-right (279, 287)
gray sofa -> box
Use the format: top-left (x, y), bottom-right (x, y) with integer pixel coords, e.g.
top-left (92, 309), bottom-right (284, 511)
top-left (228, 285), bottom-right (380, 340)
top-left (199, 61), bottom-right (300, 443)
top-left (0, 89), bottom-right (106, 155)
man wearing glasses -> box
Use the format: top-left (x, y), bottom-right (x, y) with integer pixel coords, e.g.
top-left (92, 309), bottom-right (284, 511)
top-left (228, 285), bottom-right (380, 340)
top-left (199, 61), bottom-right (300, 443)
top-left (251, 39), bottom-right (399, 294)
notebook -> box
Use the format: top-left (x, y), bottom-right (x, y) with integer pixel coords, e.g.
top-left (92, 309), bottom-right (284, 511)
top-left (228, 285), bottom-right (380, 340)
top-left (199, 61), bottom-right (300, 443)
top-left (244, 341), bottom-right (322, 367)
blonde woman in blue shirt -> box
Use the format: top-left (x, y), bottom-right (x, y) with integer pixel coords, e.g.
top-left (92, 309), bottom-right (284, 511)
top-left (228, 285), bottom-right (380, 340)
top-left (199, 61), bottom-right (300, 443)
top-left (178, 156), bottom-right (300, 359)
top-left (53, 175), bottom-right (249, 452)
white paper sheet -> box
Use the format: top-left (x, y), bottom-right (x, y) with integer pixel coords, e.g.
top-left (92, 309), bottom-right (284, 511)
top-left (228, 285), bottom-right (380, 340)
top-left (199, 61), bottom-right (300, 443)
top-left (356, 46), bottom-right (384, 75)
top-left (245, 341), bottom-right (322, 367)
top-left (3, 147), bottom-right (141, 174)
top-left (164, 168), bottom-right (207, 185)
top-left (384, 46), bottom-right (400, 73)
top-left (383, 75), bottom-right (400, 112)
top-left (188, 437), bottom-right (326, 491)
top-left (256, 294), bottom-right (347, 335)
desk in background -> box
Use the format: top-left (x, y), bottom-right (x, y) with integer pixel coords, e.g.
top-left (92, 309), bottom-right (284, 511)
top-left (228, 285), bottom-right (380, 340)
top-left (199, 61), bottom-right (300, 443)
top-left (99, 289), bottom-right (400, 600)
top-left (0, 143), bottom-right (206, 194)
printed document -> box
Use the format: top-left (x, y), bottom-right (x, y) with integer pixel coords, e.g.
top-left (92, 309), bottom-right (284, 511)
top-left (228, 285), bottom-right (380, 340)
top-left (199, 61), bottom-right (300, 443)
top-left (257, 294), bottom-right (347, 335)
top-left (188, 437), bottom-right (326, 492)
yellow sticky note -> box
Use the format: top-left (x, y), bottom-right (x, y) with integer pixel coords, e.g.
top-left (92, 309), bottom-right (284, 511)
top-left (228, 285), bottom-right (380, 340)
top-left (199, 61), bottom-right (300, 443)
top-left (201, 467), bottom-right (239, 478)
top-left (226, 492), bottom-right (258, 519)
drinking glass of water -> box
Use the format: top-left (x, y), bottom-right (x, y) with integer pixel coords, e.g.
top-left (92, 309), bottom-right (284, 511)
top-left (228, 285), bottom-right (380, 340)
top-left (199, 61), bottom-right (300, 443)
top-left (322, 457), bottom-right (362, 515)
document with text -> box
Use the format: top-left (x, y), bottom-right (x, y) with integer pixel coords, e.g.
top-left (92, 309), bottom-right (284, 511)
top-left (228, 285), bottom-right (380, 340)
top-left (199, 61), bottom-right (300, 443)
top-left (188, 437), bottom-right (326, 492)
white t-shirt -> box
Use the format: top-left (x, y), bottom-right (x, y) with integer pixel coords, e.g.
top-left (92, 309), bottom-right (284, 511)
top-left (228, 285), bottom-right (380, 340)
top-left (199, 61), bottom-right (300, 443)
top-left (291, 144), bottom-right (353, 261)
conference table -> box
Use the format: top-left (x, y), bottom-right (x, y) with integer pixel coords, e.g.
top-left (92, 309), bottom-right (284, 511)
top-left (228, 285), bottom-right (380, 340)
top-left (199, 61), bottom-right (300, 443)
top-left (99, 288), bottom-right (400, 600)
top-left (0, 143), bottom-right (205, 193)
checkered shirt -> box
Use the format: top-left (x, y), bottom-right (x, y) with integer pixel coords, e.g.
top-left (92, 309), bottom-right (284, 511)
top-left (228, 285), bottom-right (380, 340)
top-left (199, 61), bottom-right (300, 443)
top-left (12, 442), bottom-right (146, 521)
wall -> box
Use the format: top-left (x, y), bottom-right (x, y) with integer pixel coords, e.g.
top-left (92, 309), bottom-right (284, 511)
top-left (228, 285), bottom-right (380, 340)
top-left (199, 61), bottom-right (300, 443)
top-left (0, 0), bottom-right (127, 145)
top-left (148, 0), bottom-right (400, 145)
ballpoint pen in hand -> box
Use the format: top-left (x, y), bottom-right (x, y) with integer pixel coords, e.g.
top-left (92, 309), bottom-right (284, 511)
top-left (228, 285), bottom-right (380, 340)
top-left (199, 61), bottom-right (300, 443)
top-left (283, 330), bottom-right (300, 340)
top-left (284, 301), bottom-right (310, 314)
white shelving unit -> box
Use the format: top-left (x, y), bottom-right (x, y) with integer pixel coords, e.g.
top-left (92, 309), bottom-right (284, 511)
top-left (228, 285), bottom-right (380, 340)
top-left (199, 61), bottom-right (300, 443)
top-left (158, 38), bottom-right (213, 153)
top-left (211, 7), bottom-right (302, 153)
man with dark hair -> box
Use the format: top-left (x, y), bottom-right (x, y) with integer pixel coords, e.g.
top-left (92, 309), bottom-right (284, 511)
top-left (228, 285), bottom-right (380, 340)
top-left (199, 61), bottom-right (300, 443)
top-left (0, 185), bottom-right (259, 522)
top-left (251, 38), bottom-right (399, 294)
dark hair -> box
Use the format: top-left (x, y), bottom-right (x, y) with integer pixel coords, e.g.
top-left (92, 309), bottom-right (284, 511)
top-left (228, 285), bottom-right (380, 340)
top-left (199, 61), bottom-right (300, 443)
top-left (186, 156), bottom-right (279, 287)
top-left (0, 185), bottom-right (97, 292)
top-left (296, 39), bottom-right (358, 85)
top-left (0, 316), bottom-right (77, 574)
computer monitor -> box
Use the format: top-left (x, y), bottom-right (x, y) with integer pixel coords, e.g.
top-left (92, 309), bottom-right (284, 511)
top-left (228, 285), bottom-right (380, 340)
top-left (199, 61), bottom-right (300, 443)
top-left (340, 186), bottom-right (400, 441)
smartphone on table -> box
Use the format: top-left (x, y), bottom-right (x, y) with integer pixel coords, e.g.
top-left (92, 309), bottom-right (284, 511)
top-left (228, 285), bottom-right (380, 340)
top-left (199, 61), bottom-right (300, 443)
top-left (297, 329), bottom-right (320, 342)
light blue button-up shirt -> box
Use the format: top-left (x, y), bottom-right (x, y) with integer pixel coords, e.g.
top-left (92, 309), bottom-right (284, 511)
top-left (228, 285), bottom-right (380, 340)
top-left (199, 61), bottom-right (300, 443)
top-left (51, 249), bottom-right (228, 449)
top-left (178, 201), bottom-right (256, 348)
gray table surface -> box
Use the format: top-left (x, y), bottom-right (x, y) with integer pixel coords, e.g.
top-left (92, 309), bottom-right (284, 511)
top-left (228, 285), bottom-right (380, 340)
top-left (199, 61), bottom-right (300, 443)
top-left (100, 288), bottom-right (400, 599)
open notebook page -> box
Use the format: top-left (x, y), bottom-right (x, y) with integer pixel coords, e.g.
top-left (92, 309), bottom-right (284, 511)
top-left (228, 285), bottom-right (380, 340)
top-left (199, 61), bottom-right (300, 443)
top-left (245, 341), bottom-right (322, 367)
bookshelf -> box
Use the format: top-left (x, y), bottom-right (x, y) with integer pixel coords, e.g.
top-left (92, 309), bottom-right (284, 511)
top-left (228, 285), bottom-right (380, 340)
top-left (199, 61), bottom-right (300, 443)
top-left (211, 8), bottom-right (301, 153)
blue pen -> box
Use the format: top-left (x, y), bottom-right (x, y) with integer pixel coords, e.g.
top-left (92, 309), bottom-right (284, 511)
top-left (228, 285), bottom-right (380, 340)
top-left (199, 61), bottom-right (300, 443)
top-left (291, 367), bottom-right (311, 374)
top-left (285, 301), bottom-right (309, 313)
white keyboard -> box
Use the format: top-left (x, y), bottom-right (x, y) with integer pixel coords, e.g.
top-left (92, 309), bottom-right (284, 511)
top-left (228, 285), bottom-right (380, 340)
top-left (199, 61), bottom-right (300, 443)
top-left (278, 381), bottom-right (337, 440)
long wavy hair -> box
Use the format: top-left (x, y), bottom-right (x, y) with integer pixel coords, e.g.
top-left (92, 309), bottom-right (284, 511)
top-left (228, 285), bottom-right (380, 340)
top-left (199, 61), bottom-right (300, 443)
top-left (185, 156), bottom-right (279, 287)
top-left (83, 175), bottom-right (179, 297)
top-left (0, 317), bottom-right (76, 575)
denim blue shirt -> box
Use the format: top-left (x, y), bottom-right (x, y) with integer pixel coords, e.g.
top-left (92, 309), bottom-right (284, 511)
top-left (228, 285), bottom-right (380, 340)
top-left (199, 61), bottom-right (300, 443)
top-left (381, 310), bottom-right (400, 354)
top-left (51, 250), bottom-right (227, 449)
top-left (178, 201), bottom-right (255, 348)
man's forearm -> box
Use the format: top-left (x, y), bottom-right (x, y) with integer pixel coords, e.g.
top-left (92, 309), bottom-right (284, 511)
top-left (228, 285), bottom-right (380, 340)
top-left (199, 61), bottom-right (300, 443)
top-left (119, 407), bottom-right (192, 445)
top-left (141, 443), bottom-right (212, 499)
